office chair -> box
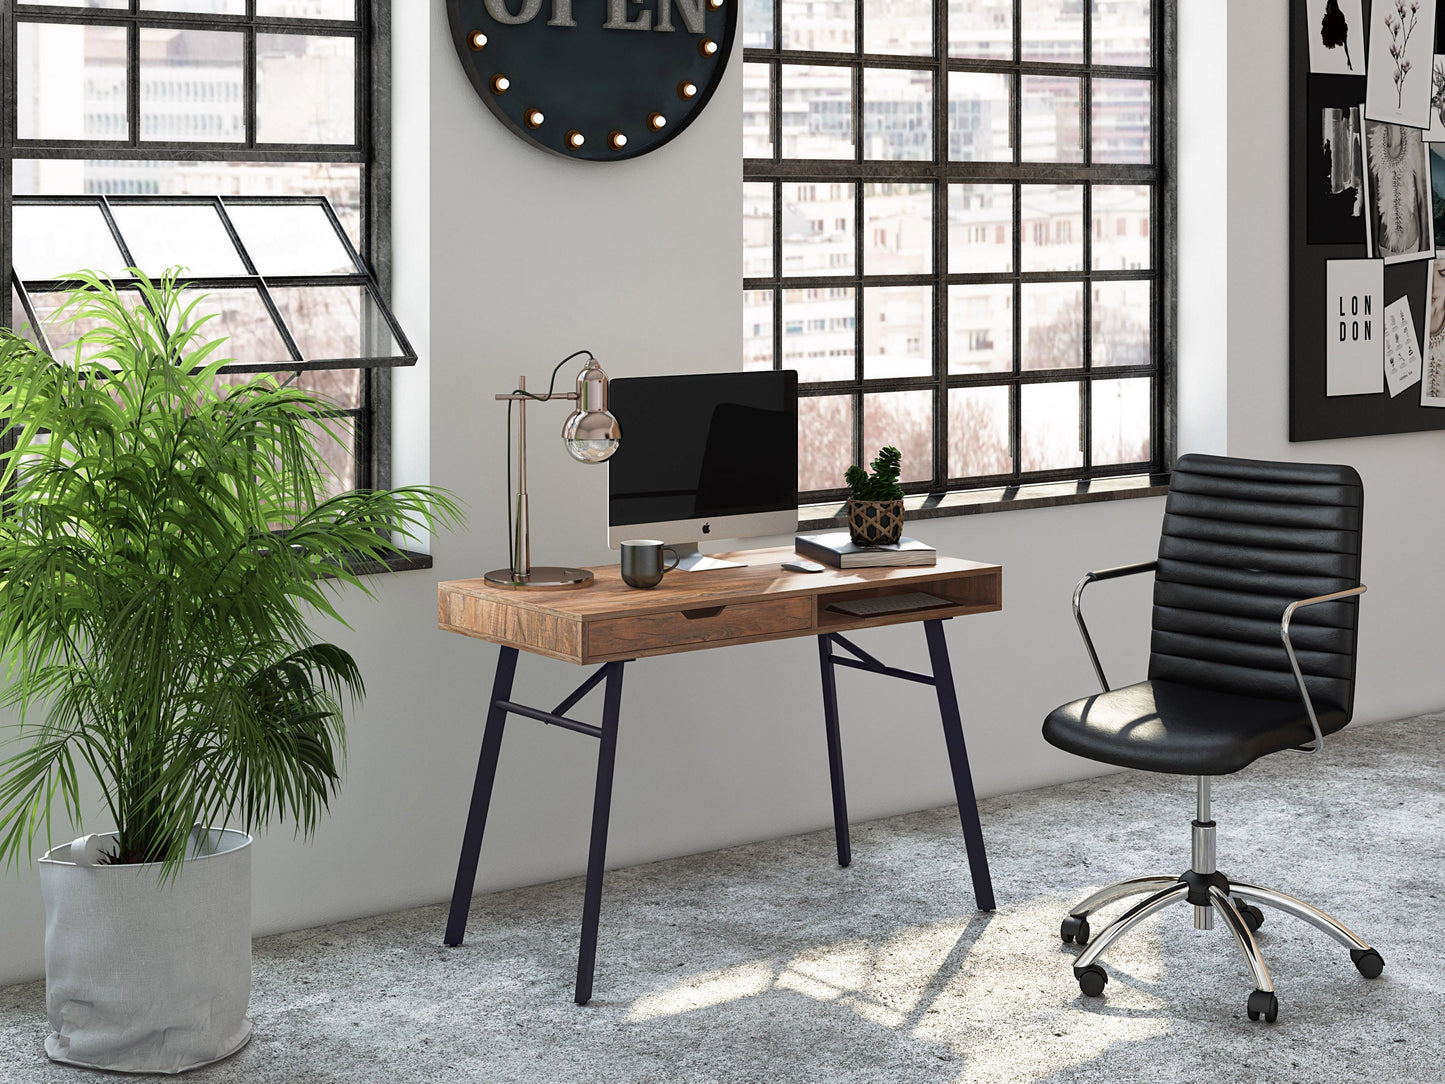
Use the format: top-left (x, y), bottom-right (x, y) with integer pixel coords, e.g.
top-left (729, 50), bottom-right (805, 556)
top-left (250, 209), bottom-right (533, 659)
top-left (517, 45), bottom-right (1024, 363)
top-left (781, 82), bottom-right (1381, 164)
top-left (1043, 454), bottom-right (1383, 1023)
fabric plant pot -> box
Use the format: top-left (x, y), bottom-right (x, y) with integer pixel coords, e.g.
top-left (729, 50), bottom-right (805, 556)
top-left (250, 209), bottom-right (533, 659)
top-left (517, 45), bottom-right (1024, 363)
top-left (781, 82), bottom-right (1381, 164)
top-left (37, 827), bottom-right (253, 1074)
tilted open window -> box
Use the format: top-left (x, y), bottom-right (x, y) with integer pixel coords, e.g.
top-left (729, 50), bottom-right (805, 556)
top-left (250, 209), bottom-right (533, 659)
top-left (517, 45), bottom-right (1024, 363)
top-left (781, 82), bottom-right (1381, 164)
top-left (9, 194), bottom-right (412, 375)
top-left (8, 194), bottom-right (413, 498)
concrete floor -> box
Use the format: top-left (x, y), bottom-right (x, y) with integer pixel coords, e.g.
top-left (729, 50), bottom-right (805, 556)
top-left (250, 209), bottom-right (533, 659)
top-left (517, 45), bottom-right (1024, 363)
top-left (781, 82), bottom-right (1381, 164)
top-left (2, 714), bottom-right (1442, 1083)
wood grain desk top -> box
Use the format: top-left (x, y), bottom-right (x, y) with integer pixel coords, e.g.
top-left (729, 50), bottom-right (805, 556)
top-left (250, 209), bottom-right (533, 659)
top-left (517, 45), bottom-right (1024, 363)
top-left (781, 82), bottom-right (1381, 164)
top-left (439, 547), bottom-right (1003, 665)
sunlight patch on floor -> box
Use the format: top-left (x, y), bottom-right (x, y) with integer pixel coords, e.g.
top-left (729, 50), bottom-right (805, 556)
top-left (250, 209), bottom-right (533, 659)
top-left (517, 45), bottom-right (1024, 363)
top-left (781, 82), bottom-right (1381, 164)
top-left (627, 918), bottom-right (967, 1025)
top-left (915, 895), bottom-right (1172, 1084)
top-left (779, 919), bottom-right (968, 1028)
top-left (626, 960), bottom-right (777, 1022)
top-left (625, 892), bottom-right (1178, 1083)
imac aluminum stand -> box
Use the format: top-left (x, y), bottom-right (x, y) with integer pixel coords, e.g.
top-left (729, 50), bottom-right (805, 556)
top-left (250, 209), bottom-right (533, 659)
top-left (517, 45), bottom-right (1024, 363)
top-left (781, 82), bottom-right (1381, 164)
top-left (669, 543), bottom-right (745, 571)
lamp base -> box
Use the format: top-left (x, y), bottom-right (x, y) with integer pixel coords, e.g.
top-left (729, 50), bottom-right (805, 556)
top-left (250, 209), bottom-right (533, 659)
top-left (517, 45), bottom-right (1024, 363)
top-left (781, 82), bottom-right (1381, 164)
top-left (484, 566), bottom-right (595, 590)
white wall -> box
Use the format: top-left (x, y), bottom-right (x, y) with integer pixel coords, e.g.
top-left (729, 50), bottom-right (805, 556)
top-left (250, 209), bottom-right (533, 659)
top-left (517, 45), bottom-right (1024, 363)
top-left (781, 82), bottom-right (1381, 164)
top-left (1176, 3), bottom-right (1228, 455)
top-left (1, 0), bottom-right (1440, 988)
top-left (389, 0), bottom-right (431, 499)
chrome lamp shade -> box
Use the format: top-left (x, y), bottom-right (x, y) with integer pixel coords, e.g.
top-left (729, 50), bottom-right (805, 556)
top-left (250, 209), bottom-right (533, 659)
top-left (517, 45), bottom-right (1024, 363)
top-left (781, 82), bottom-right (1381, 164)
top-left (562, 360), bottom-right (621, 463)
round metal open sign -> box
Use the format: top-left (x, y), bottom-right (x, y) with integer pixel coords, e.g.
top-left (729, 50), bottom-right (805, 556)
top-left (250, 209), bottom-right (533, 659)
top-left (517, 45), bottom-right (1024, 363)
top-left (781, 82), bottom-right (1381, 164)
top-left (447, 0), bottom-right (737, 162)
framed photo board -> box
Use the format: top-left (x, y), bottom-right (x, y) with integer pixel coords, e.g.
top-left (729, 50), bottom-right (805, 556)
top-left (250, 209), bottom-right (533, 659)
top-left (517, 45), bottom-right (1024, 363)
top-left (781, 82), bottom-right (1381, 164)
top-left (1291, 0), bottom-right (1445, 439)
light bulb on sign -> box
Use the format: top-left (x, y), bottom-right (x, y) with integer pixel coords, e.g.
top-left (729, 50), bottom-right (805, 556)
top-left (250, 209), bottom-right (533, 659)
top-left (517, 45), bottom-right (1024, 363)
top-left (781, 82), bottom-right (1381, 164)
top-left (449, 0), bottom-right (736, 161)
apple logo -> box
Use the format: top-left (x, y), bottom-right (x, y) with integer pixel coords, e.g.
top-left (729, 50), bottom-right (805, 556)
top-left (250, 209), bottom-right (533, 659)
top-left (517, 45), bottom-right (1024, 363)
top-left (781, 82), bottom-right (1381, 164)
top-left (701, 522), bottom-right (711, 534)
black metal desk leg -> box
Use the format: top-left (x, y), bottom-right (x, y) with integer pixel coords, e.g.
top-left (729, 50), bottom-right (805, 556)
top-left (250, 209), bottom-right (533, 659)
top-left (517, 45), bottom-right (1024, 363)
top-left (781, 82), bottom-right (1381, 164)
top-left (445, 646), bottom-right (520, 946)
top-left (924, 620), bottom-right (996, 912)
top-left (817, 634), bottom-right (852, 867)
top-left (574, 660), bottom-right (627, 1005)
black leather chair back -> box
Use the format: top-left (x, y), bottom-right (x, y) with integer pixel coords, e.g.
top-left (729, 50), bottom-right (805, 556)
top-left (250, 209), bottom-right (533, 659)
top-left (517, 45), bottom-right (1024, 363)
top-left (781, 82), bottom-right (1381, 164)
top-left (1148, 454), bottom-right (1364, 716)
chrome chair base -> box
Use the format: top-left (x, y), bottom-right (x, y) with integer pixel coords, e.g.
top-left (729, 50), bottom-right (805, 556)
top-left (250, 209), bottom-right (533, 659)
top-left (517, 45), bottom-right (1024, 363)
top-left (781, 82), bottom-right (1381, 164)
top-left (1059, 783), bottom-right (1384, 1023)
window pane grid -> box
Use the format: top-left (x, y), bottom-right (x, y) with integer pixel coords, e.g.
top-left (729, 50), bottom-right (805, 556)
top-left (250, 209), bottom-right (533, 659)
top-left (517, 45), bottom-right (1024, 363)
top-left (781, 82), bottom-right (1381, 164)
top-left (745, 0), bottom-right (1164, 499)
top-left (14, 4), bottom-right (362, 29)
top-left (9, 11), bottom-right (362, 155)
top-left (746, 48), bottom-right (1159, 75)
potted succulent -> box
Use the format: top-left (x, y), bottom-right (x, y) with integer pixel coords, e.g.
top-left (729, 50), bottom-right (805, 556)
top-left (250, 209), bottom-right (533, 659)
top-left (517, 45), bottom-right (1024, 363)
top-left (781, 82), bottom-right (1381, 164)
top-left (844, 445), bottom-right (906, 546)
top-left (0, 271), bottom-right (459, 1073)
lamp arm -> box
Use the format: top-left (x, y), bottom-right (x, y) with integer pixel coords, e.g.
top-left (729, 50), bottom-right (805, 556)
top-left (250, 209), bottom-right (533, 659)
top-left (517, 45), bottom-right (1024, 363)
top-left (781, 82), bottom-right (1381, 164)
top-left (1071, 560), bottom-right (1158, 693)
top-left (501, 349), bottom-right (593, 403)
top-left (1280, 584), bottom-right (1367, 755)
top-left (497, 391), bottom-right (579, 402)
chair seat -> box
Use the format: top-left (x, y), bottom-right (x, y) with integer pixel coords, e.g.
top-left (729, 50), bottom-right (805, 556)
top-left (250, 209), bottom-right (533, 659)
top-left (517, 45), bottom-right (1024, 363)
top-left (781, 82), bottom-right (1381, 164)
top-left (1042, 679), bottom-right (1349, 776)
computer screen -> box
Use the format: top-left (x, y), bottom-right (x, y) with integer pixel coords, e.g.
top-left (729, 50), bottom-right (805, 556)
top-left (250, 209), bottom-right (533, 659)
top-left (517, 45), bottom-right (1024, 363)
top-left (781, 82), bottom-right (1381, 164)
top-left (608, 370), bottom-right (798, 532)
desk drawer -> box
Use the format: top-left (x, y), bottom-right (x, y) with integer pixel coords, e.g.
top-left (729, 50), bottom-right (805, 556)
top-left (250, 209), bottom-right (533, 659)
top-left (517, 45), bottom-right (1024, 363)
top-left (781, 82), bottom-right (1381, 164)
top-left (587, 596), bottom-right (814, 658)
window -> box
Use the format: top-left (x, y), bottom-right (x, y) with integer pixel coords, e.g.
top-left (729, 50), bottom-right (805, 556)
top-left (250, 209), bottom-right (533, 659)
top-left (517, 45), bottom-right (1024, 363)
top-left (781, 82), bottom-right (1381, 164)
top-left (742, 0), bottom-right (1169, 498)
top-left (1, 0), bottom-right (394, 496)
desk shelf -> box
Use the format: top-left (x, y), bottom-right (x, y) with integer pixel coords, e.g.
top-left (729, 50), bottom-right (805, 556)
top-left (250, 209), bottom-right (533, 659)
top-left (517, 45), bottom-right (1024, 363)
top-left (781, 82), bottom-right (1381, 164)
top-left (814, 569), bottom-right (1002, 634)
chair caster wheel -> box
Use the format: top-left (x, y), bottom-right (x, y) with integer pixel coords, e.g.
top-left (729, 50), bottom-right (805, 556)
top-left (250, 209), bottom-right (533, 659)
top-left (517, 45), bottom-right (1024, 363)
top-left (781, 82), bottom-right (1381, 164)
top-left (1060, 916), bottom-right (1091, 945)
top-left (1246, 989), bottom-right (1278, 1023)
top-left (1351, 948), bottom-right (1385, 979)
top-left (1233, 900), bottom-right (1264, 933)
top-left (1074, 964), bottom-right (1108, 998)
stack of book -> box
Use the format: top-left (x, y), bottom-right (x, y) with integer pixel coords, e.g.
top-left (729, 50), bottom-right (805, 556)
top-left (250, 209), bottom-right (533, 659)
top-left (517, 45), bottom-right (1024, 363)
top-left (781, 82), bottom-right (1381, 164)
top-left (794, 531), bottom-right (937, 569)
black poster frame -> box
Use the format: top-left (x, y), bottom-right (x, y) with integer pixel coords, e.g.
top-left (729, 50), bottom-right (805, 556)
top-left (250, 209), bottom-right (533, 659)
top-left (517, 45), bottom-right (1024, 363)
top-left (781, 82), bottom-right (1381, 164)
top-left (1290, 0), bottom-right (1445, 441)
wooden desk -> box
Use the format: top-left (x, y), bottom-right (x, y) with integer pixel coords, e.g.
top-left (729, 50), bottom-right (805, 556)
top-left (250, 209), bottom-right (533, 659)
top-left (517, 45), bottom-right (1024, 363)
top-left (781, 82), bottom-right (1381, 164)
top-left (438, 547), bottom-right (1004, 1004)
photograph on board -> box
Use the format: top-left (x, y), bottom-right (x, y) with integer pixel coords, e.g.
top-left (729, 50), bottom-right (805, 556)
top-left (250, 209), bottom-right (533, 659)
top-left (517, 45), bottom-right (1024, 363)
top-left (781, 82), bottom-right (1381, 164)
top-left (1311, 102), bottom-right (1367, 243)
top-left (1423, 259), bottom-right (1445, 404)
top-left (1433, 143), bottom-right (1445, 238)
top-left (1307, 0), bottom-right (1367, 76)
top-left (1429, 56), bottom-right (1445, 139)
top-left (1365, 0), bottom-right (1437, 127)
top-left (1362, 120), bottom-right (1436, 262)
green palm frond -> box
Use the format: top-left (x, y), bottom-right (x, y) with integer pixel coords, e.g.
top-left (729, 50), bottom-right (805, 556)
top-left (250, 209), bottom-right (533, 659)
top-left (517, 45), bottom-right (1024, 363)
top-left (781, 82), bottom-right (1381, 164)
top-left (844, 445), bottom-right (906, 501)
top-left (0, 269), bottom-right (462, 877)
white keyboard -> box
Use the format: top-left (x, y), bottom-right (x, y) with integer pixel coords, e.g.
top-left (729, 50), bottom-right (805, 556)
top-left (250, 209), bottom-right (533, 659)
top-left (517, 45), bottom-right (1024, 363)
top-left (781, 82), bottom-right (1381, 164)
top-left (825, 591), bottom-right (955, 618)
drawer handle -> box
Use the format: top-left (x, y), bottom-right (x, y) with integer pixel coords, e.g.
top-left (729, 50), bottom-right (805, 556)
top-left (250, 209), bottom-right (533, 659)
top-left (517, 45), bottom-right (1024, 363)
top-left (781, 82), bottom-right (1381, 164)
top-left (681, 606), bottom-right (725, 620)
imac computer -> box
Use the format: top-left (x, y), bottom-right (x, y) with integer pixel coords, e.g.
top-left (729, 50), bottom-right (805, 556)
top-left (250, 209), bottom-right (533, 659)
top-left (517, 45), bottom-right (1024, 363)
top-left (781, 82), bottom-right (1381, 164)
top-left (607, 370), bottom-right (798, 571)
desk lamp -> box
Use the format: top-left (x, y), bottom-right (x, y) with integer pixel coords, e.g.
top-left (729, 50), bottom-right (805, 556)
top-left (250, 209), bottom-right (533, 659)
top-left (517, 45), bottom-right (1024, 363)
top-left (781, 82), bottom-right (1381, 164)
top-left (485, 350), bottom-right (621, 590)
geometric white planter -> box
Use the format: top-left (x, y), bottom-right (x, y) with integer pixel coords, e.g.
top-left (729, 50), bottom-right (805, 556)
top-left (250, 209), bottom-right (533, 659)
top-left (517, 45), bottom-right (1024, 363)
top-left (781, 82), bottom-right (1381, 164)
top-left (38, 827), bottom-right (253, 1074)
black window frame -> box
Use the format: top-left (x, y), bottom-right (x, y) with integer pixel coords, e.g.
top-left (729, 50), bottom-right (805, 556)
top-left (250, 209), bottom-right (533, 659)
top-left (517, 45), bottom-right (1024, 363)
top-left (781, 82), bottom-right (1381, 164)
top-left (743, 0), bottom-right (1177, 504)
top-left (0, 0), bottom-right (397, 491)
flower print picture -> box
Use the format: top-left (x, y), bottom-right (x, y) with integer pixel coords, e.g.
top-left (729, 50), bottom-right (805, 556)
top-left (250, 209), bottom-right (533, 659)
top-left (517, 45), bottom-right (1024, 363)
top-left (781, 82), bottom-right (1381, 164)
top-left (1307, 0), bottom-right (1366, 76)
top-left (1365, 0), bottom-right (1437, 127)
top-left (1361, 120), bottom-right (1436, 263)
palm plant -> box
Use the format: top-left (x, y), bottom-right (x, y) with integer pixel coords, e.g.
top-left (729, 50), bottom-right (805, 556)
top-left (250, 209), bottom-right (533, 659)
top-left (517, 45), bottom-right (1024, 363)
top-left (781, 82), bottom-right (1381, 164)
top-left (0, 271), bottom-right (461, 875)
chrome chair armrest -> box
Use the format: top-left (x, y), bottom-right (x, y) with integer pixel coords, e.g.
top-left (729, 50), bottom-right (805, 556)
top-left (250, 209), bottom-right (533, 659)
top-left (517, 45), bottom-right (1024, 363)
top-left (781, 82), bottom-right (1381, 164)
top-left (1280, 584), bottom-right (1367, 754)
top-left (1072, 561), bottom-right (1158, 693)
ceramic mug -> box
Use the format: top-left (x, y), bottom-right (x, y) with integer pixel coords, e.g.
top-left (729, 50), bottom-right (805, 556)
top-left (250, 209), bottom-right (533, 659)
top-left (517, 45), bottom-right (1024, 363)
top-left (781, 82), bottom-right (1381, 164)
top-left (620, 539), bottom-right (680, 589)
